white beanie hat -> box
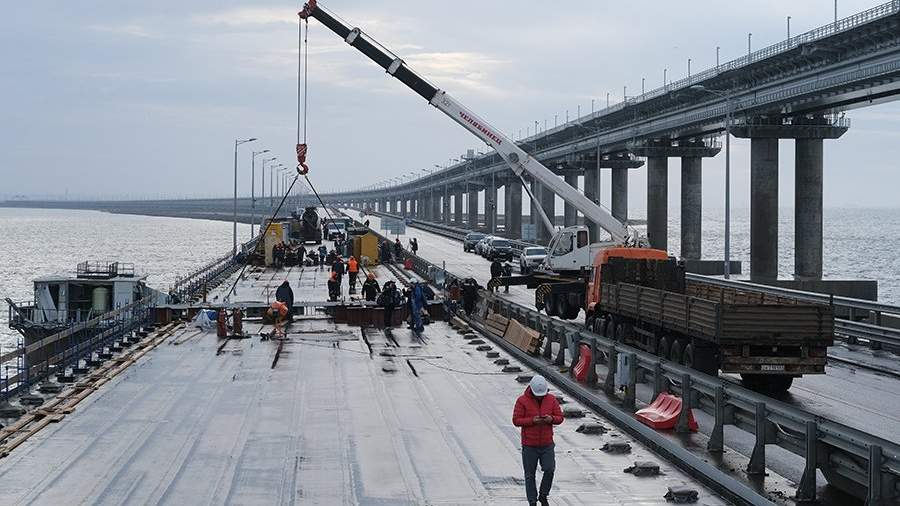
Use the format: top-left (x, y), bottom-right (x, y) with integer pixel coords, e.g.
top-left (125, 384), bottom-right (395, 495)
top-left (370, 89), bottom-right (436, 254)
top-left (529, 375), bottom-right (549, 396)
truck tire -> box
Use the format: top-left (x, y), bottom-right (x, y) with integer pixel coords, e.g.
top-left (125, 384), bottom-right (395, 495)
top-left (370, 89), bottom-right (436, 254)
top-left (657, 336), bottom-right (671, 359)
top-left (563, 300), bottom-right (580, 320)
top-left (682, 342), bottom-right (694, 368)
top-left (546, 294), bottom-right (559, 317)
top-left (670, 340), bottom-right (685, 364)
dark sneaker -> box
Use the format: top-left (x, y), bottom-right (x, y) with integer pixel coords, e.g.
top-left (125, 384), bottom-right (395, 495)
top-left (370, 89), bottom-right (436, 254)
top-left (538, 496), bottom-right (549, 506)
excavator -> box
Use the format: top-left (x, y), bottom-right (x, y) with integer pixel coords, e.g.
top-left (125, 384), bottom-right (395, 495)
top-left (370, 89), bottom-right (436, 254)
top-left (298, 1), bottom-right (835, 392)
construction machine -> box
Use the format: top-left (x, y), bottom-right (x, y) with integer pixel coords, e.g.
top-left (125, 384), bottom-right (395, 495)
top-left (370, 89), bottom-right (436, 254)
top-left (297, 1), bottom-right (835, 392)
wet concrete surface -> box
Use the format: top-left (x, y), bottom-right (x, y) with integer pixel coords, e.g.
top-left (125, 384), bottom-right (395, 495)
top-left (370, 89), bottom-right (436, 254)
top-left (0, 259), bottom-right (728, 505)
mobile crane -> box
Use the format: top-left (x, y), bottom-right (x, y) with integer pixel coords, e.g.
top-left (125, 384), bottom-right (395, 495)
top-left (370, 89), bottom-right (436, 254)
top-left (298, 1), bottom-right (835, 392)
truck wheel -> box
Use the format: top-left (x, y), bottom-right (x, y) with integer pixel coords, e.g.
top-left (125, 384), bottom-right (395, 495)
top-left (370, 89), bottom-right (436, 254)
top-left (563, 300), bottom-right (580, 320)
top-left (546, 295), bottom-right (559, 317)
top-left (682, 343), bottom-right (694, 368)
top-left (615, 322), bottom-right (633, 343)
top-left (657, 336), bottom-right (671, 359)
top-left (669, 340), bottom-right (685, 364)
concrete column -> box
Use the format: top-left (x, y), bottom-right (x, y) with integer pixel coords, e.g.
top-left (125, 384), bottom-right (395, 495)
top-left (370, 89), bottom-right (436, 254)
top-left (442, 187), bottom-right (451, 224)
top-left (537, 182), bottom-right (556, 243)
top-left (563, 173), bottom-right (578, 227)
top-left (680, 157), bottom-right (702, 260)
top-left (795, 138), bottom-right (823, 280)
top-left (611, 167), bottom-right (628, 222)
top-left (467, 187), bottom-right (479, 228)
top-left (453, 190), bottom-right (463, 224)
top-left (584, 167), bottom-right (601, 241)
top-left (485, 181), bottom-right (497, 234)
top-left (508, 179), bottom-right (523, 239)
top-left (646, 156), bottom-right (668, 250)
top-left (750, 138), bottom-right (779, 281)
top-left (432, 189), bottom-right (441, 222)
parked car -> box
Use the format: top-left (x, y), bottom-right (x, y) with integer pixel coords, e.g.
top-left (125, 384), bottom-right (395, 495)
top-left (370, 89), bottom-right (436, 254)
top-left (519, 246), bottom-right (547, 273)
top-left (486, 238), bottom-right (513, 261)
top-left (463, 232), bottom-right (486, 252)
top-left (475, 235), bottom-right (495, 257)
top-left (324, 222), bottom-right (346, 240)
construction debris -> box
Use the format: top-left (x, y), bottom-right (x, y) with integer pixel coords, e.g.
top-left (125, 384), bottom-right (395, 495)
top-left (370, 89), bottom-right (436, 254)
top-left (575, 422), bottom-right (608, 435)
top-left (624, 461), bottom-right (661, 477)
top-left (601, 441), bottom-right (632, 454)
top-left (664, 486), bottom-right (699, 503)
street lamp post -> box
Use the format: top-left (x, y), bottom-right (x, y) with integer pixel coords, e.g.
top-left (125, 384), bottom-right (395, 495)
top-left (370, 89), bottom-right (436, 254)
top-left (691, 85), bottom-right (733, 278)
top-left (233, 137), bottom-right (257, 253)
top-left (261, 157), bottom-right (276, 211)
top-left (251, 149), bottom-right (270, 239)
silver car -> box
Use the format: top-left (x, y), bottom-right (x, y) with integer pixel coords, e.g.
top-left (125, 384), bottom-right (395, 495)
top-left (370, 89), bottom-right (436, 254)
top-left (475, 235), bottom-right (495, 256)
top-left (519, 246), bottom-right (547, 273)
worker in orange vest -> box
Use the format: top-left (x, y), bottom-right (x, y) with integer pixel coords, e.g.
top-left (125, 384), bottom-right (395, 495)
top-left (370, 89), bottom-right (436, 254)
top-left (268, 301), bottom-right (288, 338)
top-left (347, 256), bottom-right (360, 295)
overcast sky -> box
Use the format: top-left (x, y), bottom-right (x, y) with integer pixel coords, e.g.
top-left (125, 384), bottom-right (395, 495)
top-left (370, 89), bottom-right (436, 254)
top-left (2, 0), bottom-right (899, 211)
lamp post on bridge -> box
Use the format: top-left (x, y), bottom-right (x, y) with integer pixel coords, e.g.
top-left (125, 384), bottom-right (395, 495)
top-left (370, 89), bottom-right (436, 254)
top-left (261, 157), bottom-right (277, 211)
top-left (251, 149), bottom-right (270, 239)
top-left (233, 137), bottom-right (257, 254)
top-left (691, 84), bottom-right (734, 278)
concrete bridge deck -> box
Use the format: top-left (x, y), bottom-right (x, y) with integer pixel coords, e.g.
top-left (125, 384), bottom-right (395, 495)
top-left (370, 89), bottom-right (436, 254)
top-left (0, 259), bottom-right (726, 505)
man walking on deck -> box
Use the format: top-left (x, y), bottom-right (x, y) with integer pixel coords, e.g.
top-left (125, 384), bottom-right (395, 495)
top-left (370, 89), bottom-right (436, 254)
top-left (347, 256), bottom-right (359, 294)
top-left (512, 375), bottom-right (563, 506)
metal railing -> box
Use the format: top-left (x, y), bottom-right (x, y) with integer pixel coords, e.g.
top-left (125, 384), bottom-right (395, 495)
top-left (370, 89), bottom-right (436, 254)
top-left (170, 237), bottom-right (259, 302)
top-left (349, 208), bottom-right (900, 503)
top-left (0, 297), bottom-right (153, 399)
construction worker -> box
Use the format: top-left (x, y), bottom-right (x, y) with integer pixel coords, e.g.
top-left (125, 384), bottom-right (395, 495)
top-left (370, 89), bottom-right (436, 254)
top-left (275, 280), bottom-right (294, 322)
top-left (297, 244), bottom-right (306, 265)
top-left (327, 271), bottom-right (341, 301)
top-left (461, 278), bottom-right (479, 316)
top-left (512, 375), bottom-right (563, 506)
top-left (317, 244), bottom-right (328, 268)
top-left (410, 282), bottom-right (427, 334)
top-left (409, 237), bottom-right (419, 256)
top-left (380, 240), bottom-right (392, 264)
top-left (331, 256), bottom-right (345, 285)
top-left (362, 273), bottom-right (381, 301)
top-left (347, 256), bottom-right (359, 294)
top-left (502, 261), bottom-right (513, 294)
top-left (490, 258), bottom-right (503, 292)
top-left (377, 280), bottom-right (399, 328)
top-left (445, 279), bottom-right (461, 318)
top-left (393, 237), bottom-right (403, 260)
top-left (268, 300), bottom-right (289, 338)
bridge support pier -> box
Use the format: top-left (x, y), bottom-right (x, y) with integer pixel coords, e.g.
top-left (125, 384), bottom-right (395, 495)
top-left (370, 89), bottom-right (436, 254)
top-left (751, 137), bottom-right (779, 281)
top-left (795, 138), bottom-right (823, 280)
top-left (442, 186), bottom-right (451, 225)
top-left (583, 167), bottom-right (600, 242)
top-left (467, 187), bottom-right (479, 228)
top-left (630, 140), bottom-right (720, 255)
top-left (681, 157), bottom-right (702, 260)
top-left (485, 181), bottom-right (497, 234)
top-left (431, 189), bottom-right (441, 222)
top-left (646, 156), bottom-right (668, 250)
top-left (452, 189), bottom-right (462, 225)
top-left (563, 172), bottom-right (578, 227)
top-left (734, 116), bottom-right (848, 282)
top-left (537, 181), bottom-right (556, 244)
top-left (506, 179), bottom-right (522, 239)
top-left (612, 167), bottom-right (628, 223)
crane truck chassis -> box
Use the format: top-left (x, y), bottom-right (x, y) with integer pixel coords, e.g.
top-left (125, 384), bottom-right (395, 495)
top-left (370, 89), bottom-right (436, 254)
top-left (494, 249), bottom-right (834, 393)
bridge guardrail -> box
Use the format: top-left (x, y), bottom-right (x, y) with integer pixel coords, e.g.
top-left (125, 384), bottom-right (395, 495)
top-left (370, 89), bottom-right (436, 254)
top-left (346, 208), bottom-right (900, 504)
top-left (170, 237), bottom-right (259, 302)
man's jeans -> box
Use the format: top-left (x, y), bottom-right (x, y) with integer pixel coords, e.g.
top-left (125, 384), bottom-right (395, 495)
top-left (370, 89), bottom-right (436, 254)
top-left (522, 444), bottom-right (555, 503)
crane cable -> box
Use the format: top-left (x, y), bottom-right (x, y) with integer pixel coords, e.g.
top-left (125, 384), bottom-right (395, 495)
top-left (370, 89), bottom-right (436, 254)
top-left (293, 10), bottom-right (375, 285)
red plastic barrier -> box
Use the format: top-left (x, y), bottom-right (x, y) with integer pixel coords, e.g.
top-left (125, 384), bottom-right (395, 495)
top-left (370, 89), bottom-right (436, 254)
top-left (404, 258), bottom-right (414, 270)
top-left (572, 344), bottom-right (591, 382)
top-left (634, 393), bottom-right (698, 431)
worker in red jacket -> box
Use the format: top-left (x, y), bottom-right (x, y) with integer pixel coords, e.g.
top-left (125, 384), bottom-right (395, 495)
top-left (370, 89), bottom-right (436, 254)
top-left (512, 375), bottom-right (563, 506)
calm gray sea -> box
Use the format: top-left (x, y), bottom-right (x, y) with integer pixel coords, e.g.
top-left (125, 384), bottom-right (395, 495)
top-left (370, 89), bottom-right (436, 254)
top-left (1, 207), bottom-right (898, 349)
top-left (0, 208), bottom-right (249, 350)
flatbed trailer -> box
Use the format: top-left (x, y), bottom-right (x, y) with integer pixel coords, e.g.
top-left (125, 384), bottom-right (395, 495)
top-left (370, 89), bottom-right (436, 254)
top-left (493, 251), bottom-right (835, 392)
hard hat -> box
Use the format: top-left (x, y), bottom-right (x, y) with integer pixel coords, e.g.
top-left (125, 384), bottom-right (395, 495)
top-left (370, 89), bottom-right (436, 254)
top-left (529, 375), bottom-right (549, 396)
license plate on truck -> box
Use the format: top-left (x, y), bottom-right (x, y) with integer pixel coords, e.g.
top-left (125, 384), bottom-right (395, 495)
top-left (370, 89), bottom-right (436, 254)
top-left (761, 365), bottom-right (786, 372)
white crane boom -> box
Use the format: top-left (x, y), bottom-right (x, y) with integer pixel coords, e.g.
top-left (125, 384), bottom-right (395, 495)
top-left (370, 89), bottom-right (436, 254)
top-left (298, 0), bottom-right (636, 245)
